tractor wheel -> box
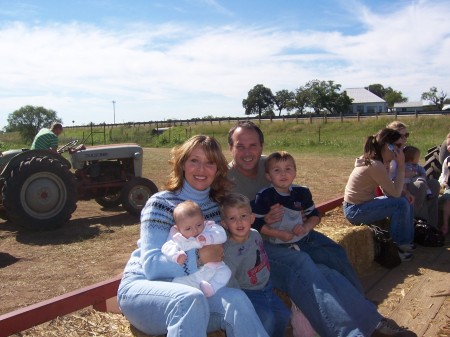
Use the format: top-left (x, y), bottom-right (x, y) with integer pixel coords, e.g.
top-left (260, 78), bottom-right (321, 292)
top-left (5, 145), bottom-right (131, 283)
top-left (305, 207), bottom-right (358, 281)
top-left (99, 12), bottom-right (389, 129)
top-left (95, 190), bottom-right (122, 208)
top-left (2, 156), bottom-right (77, 231)
top-left (424, 145), bottom-right (442, 179)
top-left (120, 177), bottom-right (158, 216)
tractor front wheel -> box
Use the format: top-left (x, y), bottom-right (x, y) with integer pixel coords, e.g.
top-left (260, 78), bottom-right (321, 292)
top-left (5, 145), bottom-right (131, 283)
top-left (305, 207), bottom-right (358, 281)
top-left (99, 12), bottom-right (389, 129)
top-left (120, 177), bottom-right (158, 216)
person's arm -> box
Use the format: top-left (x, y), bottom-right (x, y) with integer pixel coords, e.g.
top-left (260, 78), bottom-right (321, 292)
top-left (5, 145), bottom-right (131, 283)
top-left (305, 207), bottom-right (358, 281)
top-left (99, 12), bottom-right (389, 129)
top-left (251, 190), bottom-right (273, 232)
top-left (439, 157), bottom-right (450, 188)
top-left (373, 158), bottom-right (405, 198)
top-left (139, 196), bottom-right (185, 280)
top-left (197, 221), bottom-right (227, 245)
top-left (260, 224), bottom-right (294, 242)
top-left (293, 215), bottom-right (320, 237)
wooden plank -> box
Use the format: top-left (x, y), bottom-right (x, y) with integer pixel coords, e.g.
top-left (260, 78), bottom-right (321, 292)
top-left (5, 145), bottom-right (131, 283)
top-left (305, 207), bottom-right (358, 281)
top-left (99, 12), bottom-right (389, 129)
top-left (317, 196), bottom-right (343, 214)
top-left (0, 274), bottom-right (121, 337)
top-left (365, 245), bottom-right (450, 336)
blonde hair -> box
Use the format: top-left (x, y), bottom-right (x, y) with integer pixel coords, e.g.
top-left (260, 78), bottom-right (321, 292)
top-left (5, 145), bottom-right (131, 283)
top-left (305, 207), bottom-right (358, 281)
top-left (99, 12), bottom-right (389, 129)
top-left (173, 200), bottom-right (203, 225)
top-left (264, 151), bottom-right (297, 172)
top-left (220, 193), bottom-right (252, 218)
top-left (386, 121), bottom-right (407, 131)
top-left (165, 135), bottom-right (231, 202)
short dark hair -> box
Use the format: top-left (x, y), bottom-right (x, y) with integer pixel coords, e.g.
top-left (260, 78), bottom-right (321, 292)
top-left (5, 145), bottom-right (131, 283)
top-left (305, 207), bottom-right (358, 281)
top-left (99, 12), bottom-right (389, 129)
top-left (403, 146), bottom-right (420, 162)
top-left (265, 151), bottom-right (296, 172)
top-left (228, 121), bottom-right (264, 147)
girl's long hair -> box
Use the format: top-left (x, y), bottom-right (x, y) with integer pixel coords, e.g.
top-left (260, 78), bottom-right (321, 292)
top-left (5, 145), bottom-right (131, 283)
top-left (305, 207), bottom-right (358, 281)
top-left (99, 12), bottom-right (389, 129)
top-left (362, 128), bottom-right (401, 165)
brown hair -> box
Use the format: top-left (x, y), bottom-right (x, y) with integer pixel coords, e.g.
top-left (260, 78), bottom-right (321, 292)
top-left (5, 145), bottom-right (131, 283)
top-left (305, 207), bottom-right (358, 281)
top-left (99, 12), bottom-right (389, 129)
top-left (228, 120), bottom-right (264, 147)
top-left (51, 123), bottom-right (63, 131)
top-left (173, 200), bottom-right (203, 225)
top-left (264, 151), bottom-right (296, 172)
top-left (220, 193), bottom-right (252, 218)
top-left (165, 135), bottom-right (231, 202)
top-left (362, 128), bottom-right (402, 165)
top-left (403, 146), bottom-right (420, 163)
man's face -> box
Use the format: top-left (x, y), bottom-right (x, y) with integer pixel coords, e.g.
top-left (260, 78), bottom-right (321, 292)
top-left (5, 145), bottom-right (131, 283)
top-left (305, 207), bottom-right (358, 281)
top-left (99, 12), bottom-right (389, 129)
top-left (229, 127), bottom-right (263, 177)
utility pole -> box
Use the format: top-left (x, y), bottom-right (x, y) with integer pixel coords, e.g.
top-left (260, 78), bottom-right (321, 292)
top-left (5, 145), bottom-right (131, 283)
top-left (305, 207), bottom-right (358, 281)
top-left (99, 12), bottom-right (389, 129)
top-left (112, 100), bottom-right (116, 124)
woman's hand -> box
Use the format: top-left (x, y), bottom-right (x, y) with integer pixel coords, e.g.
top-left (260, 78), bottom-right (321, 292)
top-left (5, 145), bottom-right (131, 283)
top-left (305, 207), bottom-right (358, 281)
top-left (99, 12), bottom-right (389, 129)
top-left (198, 244), bottom-right (224, 264)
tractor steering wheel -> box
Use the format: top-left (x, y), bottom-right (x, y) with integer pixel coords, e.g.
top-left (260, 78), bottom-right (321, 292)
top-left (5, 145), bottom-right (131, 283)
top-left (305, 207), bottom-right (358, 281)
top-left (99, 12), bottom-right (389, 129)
top-left (57, 140), bottom-right (79, 153)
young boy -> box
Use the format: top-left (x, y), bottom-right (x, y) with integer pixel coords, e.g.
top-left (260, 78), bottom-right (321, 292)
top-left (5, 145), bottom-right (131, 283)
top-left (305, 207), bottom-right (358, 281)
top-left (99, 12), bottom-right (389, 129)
top-left (161, 200), bottom-right (231, 297)
top-left (438, 133), bottom-right (450, 236)
top-left (251, 151), bottom-right (321, 245)
top-left (403, 145), bottom-right (433, 198)
top-left (221, 193), bottom-right (291, 337)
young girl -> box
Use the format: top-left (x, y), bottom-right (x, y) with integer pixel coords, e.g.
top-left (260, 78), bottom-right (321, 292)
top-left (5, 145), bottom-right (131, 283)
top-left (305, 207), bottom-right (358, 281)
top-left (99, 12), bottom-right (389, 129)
top-left (344, 128), bottom-right (415, 261)
top-left (162, 200), bottom-right (231, 297)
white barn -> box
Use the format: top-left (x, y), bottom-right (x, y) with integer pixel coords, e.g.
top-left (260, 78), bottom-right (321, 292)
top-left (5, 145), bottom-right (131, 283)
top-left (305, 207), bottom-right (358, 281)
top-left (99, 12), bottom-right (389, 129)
top-left (345, 88), bottom-right (388, 114)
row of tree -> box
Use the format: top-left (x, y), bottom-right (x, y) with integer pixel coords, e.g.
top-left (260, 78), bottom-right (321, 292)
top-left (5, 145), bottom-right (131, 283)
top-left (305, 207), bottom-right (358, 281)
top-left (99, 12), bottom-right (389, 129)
top-left (242, 81), bottom-right (449, 118)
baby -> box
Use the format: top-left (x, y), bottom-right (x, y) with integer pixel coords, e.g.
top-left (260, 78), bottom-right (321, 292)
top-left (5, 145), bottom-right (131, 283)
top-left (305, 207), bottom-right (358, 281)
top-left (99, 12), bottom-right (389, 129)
top-left (162, 200), bottom-right (231, 297)
top-left (403, 145), bottom-right (432, 197)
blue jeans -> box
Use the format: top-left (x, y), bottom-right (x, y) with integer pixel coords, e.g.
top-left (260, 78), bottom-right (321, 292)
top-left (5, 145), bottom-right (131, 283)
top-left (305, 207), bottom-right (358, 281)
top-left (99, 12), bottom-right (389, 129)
top-left (343, 196), bottom-right (414, 245)
top-left (243, 281), bottom-right (291, 337)
top-left (295, 230), bottom-right (364, 293)
top-left (264, 242), bottom-right (382, 337)
top-left (118, 273), bottom-right (269, 337)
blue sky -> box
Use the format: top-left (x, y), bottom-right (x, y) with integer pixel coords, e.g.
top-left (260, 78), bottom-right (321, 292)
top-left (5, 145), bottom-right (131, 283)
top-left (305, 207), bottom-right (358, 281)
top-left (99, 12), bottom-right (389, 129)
top-left (1, 0), bottom-right (449, 127)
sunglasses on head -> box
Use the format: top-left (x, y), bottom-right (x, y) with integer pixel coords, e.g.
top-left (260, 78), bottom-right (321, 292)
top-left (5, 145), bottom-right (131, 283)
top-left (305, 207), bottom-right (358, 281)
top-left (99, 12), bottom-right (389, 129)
top-left (401, 132), bottom-right (410, 139)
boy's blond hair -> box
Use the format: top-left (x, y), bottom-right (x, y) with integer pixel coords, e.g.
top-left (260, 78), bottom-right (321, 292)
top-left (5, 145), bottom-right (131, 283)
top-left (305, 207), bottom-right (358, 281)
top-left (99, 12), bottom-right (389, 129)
top-left (264, 151), bottom-right (297, 172)
top-left (173, 200), bottom-right (203, 225)
top-left (220, 193), bottom-right (252, 218)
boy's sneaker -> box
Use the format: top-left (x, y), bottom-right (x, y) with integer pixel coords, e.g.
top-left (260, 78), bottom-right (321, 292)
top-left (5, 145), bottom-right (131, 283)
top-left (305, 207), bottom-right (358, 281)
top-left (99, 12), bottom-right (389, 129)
top-left (397, 243), bottom-right (416, 253)
top-left (397, 247), bottom-right (413, 262)
top-left (372, 318), bottom-right (417, 337)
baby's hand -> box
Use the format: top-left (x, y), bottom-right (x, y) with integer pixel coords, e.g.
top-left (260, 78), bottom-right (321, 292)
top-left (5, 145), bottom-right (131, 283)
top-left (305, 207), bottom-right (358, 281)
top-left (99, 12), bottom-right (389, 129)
top-left (177, 253), bottom-right (187, 265)
top-left (197, 234), bottom-right (206, 244)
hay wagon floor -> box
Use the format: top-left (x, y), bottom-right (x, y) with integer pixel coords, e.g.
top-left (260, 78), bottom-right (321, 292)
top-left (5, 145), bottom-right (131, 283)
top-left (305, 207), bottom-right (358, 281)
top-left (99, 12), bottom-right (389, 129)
top-left (359, 243), bottom-right (450, 337)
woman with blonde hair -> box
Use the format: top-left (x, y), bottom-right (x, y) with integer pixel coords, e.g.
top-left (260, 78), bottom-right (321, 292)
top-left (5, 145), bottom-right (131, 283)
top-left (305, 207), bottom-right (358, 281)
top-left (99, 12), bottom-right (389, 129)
top-left (386, 121), bottom-right (441, 229)
top-left (118, 135), bottom-right (269, 337)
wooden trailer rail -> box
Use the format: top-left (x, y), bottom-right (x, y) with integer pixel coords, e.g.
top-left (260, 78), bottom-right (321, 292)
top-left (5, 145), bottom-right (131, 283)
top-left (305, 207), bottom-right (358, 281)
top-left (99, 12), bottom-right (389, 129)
top-left (0, 196), bottom-right (344, 337)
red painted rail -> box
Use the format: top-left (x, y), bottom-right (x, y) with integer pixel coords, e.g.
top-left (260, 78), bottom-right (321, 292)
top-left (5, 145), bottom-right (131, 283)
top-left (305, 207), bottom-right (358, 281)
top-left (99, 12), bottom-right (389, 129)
top-left (0, 196), bottom-right (343, 337)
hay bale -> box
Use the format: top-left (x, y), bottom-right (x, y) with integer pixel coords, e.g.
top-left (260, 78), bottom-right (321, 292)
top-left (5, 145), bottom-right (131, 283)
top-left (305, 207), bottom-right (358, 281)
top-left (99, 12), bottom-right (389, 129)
top-left (316, 207), bottom-right (375, 275)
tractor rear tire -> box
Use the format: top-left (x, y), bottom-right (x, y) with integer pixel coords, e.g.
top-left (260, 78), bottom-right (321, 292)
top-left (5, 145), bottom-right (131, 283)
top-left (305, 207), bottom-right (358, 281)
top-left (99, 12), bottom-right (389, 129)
top-left (2, 156), bottom-right (77, 231)
top-left (121, 177), bottom-right (158, 216)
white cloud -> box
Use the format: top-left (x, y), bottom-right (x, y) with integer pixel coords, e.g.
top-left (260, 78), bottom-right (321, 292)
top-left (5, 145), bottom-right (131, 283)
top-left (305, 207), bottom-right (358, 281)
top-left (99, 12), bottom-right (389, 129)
top-left (1, 0), bottom-right (450, 127)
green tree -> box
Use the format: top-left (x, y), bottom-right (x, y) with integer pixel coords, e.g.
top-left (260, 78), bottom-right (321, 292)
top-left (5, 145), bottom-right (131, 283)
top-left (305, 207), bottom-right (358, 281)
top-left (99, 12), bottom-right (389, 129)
top-left (6, 105), bottom-right (62, 143)
top-left (384, 89), bottom-right (407, 110)
top-left (421, 87), bottom-right (447, 110)
top-left (366, 83), bottom-right (408, 111)
top-left (242, 84), bottom-right (274, 119)
top-left (273, 90), bottom-right (295, 116)
top-left (304, 80), bottom-right (351, 114)
top-left (366, 84), bottom-right (387, 98)
top-left (289, 86), bottom-right (310, 115)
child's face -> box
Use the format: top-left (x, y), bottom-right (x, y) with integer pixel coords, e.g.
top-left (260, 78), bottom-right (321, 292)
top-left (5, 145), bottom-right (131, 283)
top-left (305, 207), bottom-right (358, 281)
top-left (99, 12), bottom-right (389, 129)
top-left (176, 213), bottom-right (205, 238)
top-left (221, 205), bottom-right (255, 243)
top-left (265, 159), bottom-right (296, 193)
